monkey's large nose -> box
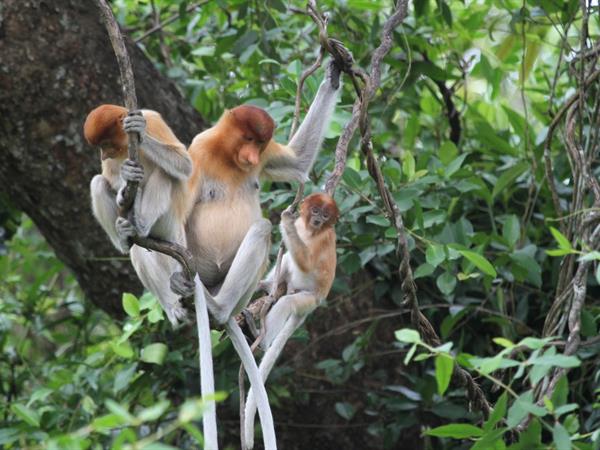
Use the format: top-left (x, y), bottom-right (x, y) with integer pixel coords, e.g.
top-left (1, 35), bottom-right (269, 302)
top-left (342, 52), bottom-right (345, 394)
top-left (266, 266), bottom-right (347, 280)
top-left (245, 152), bottom-right (259, 166)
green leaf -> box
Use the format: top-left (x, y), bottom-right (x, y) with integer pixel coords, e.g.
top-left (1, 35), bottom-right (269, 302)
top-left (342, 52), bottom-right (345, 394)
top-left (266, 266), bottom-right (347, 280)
top-left (435, 354), bottom-right (454, 396)
top-left (436, 272), bottom-right (457, 295)
top-left (426, 244), bottom-right (446, 267)
top-left (122, 293), bottom-right (140, 317)
top-left (547, 248), bottom-right (575, 256)
top-left (549, 227), bottom-right (572, 250)
top-left (402, 151), bottom-right (416, 180)
top-left (483, 392), bottom-right (508, 432)
top-left (503, 215), bottom-right (520, 247)
top-left (414, 263), bottom-right (435, 279)
top-left (554, 404), bottom-right (578, 417)
top-left (425, 423), bottom-right (483, 438)
top-left (334, 402), bottom-right (356, 421)
top-left (552, 422), bottom-right (571, 450)
top-left (578, 250), bottom-right (600, 261)
top-left (179, 399), bottom-right (205, 423)
top-left (0, 428), bottom-right (20, 446)
top-left (105, 399), bottom-right (135, 423)
top-left (141, 343), bottom-right (168, 365)
top-left (471, 428), bottom-right (507, 450)
top-left (510, 252), bottom-right (542, 287)
top-left (404, 344), bottom-right (417, 365)
top-left (445, 154), bottom-right (469, 178)
top-left (492, 162), bottom-right (529, 199)
top-left (395, 329), bottom-right (421, 344)
top-left (493, 338), bottom-right (514, 349)
top-left (459, 250), bottom-right (497, 277)
top-left (581, 309), bottom-right (597, 337)
top-left (531, 354), bottom-right (580, 368)
top-left (92, 413), bottom-right (126, 429)
top-left (342, 167), bottom-right (363, 190)
top-left (366, 215), bottom-right (391, 227)
top-left (518, 337), bottom-right (553, 350)
top-left (138, 400), bottom-right (171, 422)
top-left (508, 391), bottom-right (547, 428)
top-left (551, 376), bottom-right (569, 407)
top-left (439, 141), bottom-right (458, 165)
top-left (11, 403), bottom-right (40, 427)
top-left (27, 387), bottom-right (53, 406)
top-left (182, 423), bottom-right (205, 446)
top-left (110, 340), bottom-right (134, 359)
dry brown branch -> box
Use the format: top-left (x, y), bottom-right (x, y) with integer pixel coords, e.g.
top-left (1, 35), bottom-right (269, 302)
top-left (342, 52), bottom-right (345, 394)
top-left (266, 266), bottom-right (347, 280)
top-left (95, 0), bottom-right (141, 213)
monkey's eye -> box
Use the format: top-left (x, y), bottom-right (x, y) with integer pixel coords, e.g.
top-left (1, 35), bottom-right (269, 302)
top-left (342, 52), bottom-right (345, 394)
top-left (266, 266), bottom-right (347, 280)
top-left (311, 207), bottom-right (319, 214)
top-left (244, 136), bottom-right (254, 142)
top-left (322, 213), bottom-right (329, 220)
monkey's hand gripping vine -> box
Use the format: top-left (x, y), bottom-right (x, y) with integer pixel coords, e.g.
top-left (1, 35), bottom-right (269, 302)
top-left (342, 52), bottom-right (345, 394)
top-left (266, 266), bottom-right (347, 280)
top-left (86, 105), bottom-right (192, 326)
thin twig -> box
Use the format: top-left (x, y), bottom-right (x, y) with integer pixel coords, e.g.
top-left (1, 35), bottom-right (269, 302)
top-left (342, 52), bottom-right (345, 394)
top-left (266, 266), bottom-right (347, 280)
top-left (134, 1), bottom-right (211, 43)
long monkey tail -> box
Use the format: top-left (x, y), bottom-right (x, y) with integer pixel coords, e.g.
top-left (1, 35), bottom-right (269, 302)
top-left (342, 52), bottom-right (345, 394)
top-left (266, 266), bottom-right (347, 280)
top-left (243, 315), bottom-right (305, 449)
top-left (194, 274), bottom-right (219, 450)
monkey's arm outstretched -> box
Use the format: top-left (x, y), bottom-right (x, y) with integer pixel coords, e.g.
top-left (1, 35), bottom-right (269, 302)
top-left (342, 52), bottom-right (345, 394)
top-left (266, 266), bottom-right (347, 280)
top-left (261, 61), bottom-right (341, 181)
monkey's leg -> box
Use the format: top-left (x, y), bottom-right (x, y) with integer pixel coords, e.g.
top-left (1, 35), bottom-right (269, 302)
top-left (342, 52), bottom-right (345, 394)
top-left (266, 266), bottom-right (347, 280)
top-left (131, 169), bottom-right (171, 237)
top-left (244, 292), bottom-right (316, 449)
top-left (225, 318), bottom-right (277, 450)
top-left (130, 247), bottom-right (188, 326)
top-left (207, 218), bottom-right (272, 324)
top-left (193, 275), bottom-right (218, 450)
top-left (262, 292), bottom-right (318, 349)
top-left (90, 175), bottom-right (128, 253)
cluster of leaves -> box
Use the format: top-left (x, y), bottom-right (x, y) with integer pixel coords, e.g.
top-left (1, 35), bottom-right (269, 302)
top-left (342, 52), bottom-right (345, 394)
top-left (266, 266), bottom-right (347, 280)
top-left (396, 328), bottom-right (593, 449)
top-left (0, 218), bottom-right (232, 449)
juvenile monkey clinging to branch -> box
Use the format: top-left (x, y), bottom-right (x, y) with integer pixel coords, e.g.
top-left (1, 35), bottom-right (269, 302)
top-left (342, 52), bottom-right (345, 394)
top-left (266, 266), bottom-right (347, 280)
top-left (85, 105), bottom-right (192, 326)
top-left (243, 192), bottom-right (339, 449)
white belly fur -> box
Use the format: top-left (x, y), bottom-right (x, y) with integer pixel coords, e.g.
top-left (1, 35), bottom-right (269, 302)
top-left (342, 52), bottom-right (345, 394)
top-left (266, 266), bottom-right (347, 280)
top-left (186, 193), bottom-right (262, 286)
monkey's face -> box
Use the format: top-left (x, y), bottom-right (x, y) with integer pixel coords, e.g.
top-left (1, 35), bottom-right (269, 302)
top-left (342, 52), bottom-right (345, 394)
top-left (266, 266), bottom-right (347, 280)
top-left (308, 205), bottom-right (330, 230)
top-left (99, 140), bottom-right (126, 160)
top-left (228, 105), bottom-right (275, 171)
top-left (302, 193), bottom-right (339, 232)
top-left (235, 138), bottom-right (264, 171)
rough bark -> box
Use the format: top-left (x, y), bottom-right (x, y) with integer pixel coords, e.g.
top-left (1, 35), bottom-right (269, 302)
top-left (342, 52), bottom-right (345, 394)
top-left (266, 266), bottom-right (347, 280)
top-left (0, 0), bottom-right (207, 318)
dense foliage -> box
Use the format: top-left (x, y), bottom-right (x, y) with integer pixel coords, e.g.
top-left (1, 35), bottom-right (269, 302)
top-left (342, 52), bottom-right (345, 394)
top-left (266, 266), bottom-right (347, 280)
top-left (1, 0), bottom-right (599, 449)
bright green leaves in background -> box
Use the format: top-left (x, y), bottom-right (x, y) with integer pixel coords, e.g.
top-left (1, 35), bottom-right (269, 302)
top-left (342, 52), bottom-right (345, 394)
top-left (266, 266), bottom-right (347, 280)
top-left (396, 329), bottom-right (585, 450)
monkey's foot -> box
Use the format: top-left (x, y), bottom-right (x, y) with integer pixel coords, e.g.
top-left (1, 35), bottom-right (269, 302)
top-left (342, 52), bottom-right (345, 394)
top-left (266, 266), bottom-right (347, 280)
top-left (115, 217), bottom-right (136, 252)
top-left (170, 271), bottom-right (195, 298)
top-left (165, 300), bottom-right (189, 327)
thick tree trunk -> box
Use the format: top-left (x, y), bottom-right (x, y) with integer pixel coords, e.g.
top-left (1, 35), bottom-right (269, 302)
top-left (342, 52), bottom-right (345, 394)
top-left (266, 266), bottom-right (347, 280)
top-left (0, 0), bottom-right (207, 318)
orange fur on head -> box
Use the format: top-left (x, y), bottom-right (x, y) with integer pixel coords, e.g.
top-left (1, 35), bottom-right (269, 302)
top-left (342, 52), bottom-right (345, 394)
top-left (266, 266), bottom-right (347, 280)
top-left (229, 105), bottom-right (275, 144)
top-left (84, 104), bottom-right (129, 157)
top-left (208, 105), bottom-right (276, 172)
top-left (301, 193), bottom-right (339, 231)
